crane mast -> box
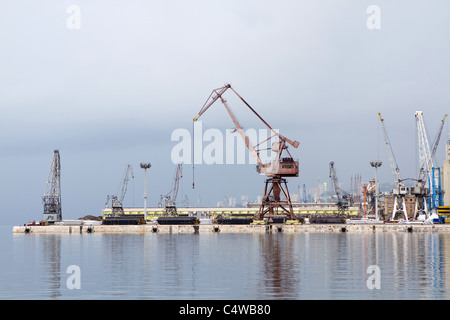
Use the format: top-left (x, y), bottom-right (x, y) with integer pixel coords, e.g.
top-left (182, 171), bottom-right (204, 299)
top-left (42, 150), bottom-right (62, 223)
top-left (378, 113), bottom-right (408, 221)
top-left (193, 84), bottom-right (300, 220)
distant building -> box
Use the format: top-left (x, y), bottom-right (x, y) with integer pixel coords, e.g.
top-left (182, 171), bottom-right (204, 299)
top-left (443, 140), bottom-right (450, 206)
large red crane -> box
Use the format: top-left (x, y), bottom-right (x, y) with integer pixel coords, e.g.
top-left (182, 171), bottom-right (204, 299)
top-left (193, 84), bottom-right (300, 220)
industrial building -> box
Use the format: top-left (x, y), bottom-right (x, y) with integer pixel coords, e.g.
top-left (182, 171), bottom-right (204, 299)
top-left (443, 140), bottom-right (450, 207)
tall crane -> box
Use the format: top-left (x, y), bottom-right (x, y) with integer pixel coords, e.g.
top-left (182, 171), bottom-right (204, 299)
top-left (428, 114), bottom-right (447, 214)
top-left (106, 164), bottom-right (134, 217)
top-left (193, 84), bottom-right (300, 220)
top-left (329, 161), bottom-right (352, 213)
top-left (378, 113), bottom-right (409, 221)
top-left (414, 111), bottom-right (447, 219)
top-left (160, 163), bottom-right (183, 216)
top-left (42, 150), bottom-right (62, 223)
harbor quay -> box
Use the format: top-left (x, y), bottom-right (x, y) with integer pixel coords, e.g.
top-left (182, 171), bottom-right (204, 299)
top-left (12, 222), bottom-right (450, 234)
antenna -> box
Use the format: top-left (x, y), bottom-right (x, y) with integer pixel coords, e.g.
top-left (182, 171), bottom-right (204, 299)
top-left (192, 121), bottom-right (195, 189)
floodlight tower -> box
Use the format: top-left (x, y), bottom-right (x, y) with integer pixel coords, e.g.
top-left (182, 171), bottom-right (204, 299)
top-left (370, 160), bottom-right (382, 220)
top-left (140, 162), bottom-right (151, 222)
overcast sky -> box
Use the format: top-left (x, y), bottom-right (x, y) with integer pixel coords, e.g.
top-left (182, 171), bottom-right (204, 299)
top-left (1, 1), bottom-right (449, 225)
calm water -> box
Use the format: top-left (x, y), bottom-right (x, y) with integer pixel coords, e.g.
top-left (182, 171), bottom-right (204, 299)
top-left (1, 225), bottom-right (450, 300)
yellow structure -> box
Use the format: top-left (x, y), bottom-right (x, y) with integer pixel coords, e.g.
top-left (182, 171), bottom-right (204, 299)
top-left (102, 203), bottom-right (360, 221)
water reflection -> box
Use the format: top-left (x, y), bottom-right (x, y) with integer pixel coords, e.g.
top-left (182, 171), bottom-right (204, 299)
top-left (257, 233), bottom-right (300, 299)
top-left (41, 234), bottom-right (61, 299)
top-left (7, 229), bottom-right (450, 299)
top-left (253, 232), bottom-right (450, 299)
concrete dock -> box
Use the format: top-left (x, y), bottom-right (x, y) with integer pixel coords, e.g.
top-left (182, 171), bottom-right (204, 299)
top-left (11, 223), bottom-right (450, 234)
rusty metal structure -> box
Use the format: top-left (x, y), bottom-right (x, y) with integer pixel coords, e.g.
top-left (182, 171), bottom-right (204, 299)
top-left (193, 84), bottom-right (299, 220)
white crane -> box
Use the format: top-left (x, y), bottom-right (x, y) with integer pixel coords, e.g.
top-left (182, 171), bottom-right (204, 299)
top-left (414, 111), bottom-right (447, 220)
top-left (378, 113), bottom-right (408, 221)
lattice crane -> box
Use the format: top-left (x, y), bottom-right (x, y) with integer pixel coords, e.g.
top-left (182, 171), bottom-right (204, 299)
top-left (42, 150), bottom-right (62, 223)
top-left (160, 163), bottom-right (183, 215)
top-left (193, 84), bottom-right (300, 220)
top-left (378, 113), bottom-right (409, 221)
top-left (329, 161), bottom-right (352, 213)
top-left (106, 164), bottom-right (134, 217)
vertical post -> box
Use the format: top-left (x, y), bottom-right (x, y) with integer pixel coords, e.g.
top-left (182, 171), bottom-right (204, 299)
top-left (363, 184), bottom-right (367, 219)
top-left (370, 161), bottom-right (382, 221)
top-left (140, 163), bottom-right (151, 222)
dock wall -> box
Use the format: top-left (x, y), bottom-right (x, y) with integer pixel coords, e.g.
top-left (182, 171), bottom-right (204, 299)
top-left (12, 223), bottom-right (450, 234)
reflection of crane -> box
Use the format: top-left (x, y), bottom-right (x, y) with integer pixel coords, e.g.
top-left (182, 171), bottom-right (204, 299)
top-left (329, 161), bottom-right (352, 213)
top-left (414, 111), bottom-right (447, 220)
top-left (378, 113), bottom-right (408, 221)
top-left (42, 150), bottom-right (62, 223)
top-left (194, 84), bottom-right (300, 220)
top-left (160, 163), bottom-right (183, 215)
top-left (106, 164), bottom-right (134, 217)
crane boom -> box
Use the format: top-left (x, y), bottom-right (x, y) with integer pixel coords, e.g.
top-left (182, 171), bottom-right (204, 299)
top-left (378, 113), bottom-right (401, 182)
top-left (164, 163), bottom-right (183, 202)
top-left (115, 164), bottom-right (134, 204)
top-left (161, 163), bottom-right (183, 215)
top-left (193, 84), bottom-right (299, 177)
top-left (329, 161), bottom-right (351, 211)
top-left (108, 164), bottom-right (134, 216)
top-left (430, 113), bottom-right (447, 160)
top-left (194, 84), bottom-right (299, 149)
top-left (415, 111), bottom-right (434, 183)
